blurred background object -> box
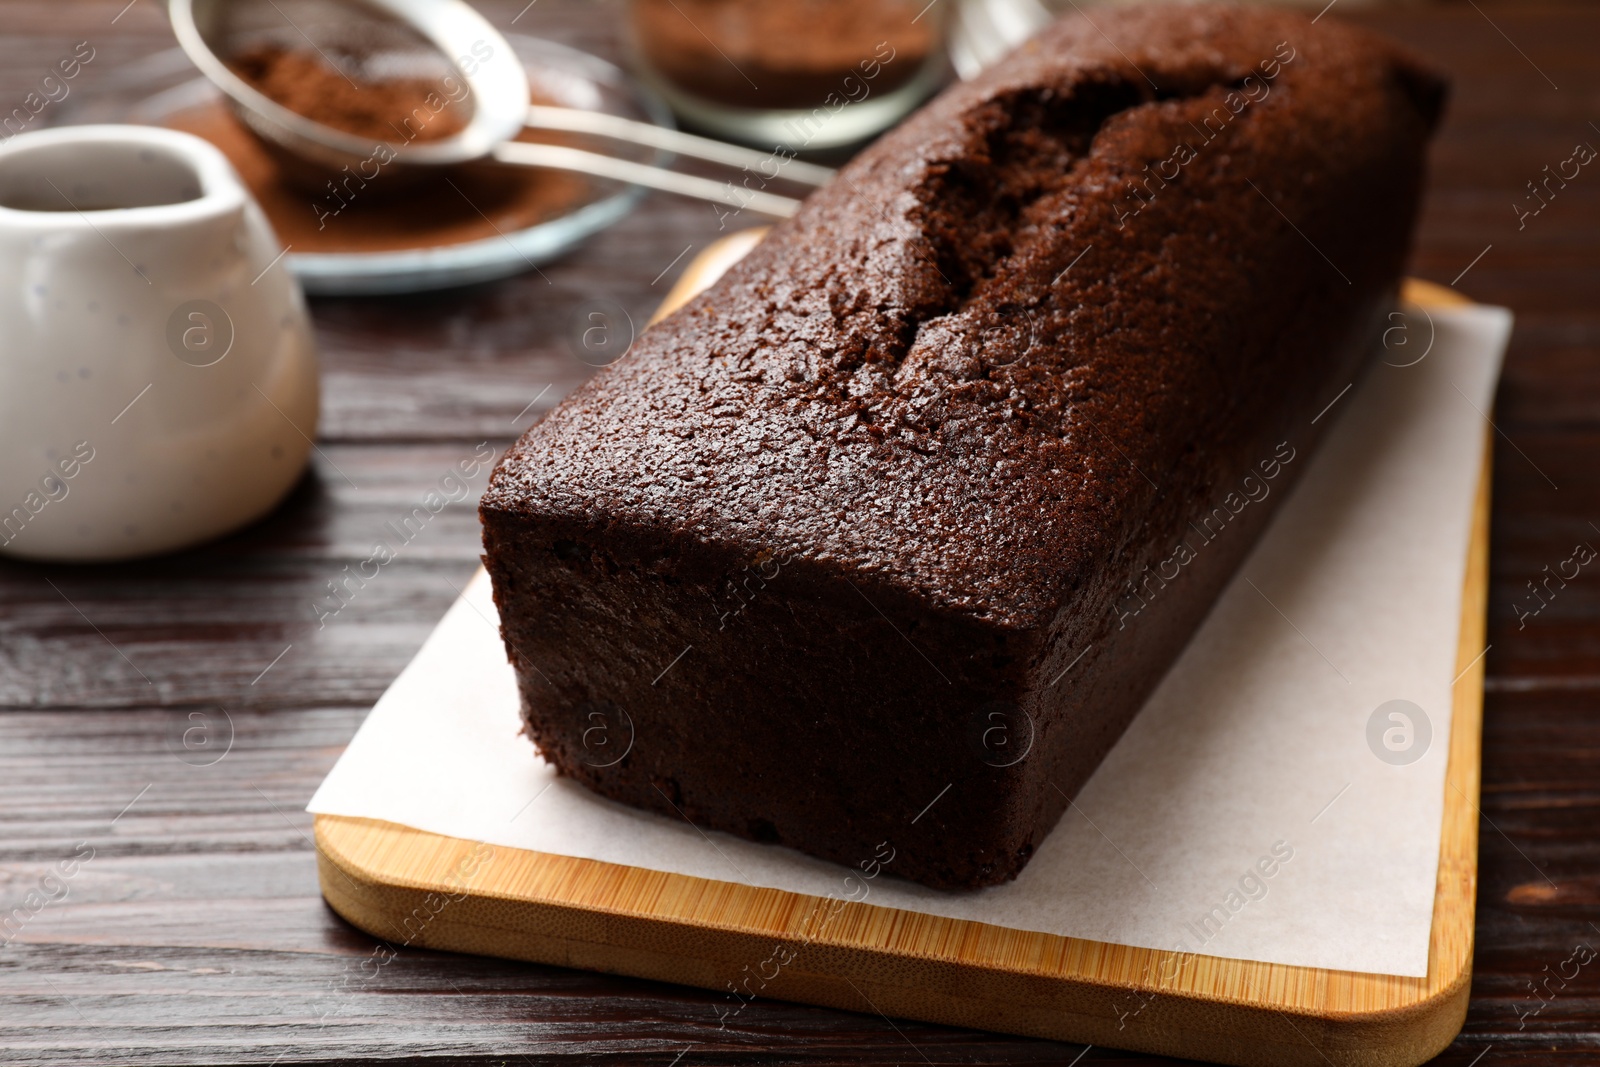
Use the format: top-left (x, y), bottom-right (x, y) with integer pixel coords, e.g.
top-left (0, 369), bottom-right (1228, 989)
top-left (951, 0), bottom-right (1053, 80)
top-left (625, 0), bottom-right (955, 149)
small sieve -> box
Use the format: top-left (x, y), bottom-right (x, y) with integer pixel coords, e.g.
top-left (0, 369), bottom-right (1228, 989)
top-left (169, 0), bottom-right (825, 216)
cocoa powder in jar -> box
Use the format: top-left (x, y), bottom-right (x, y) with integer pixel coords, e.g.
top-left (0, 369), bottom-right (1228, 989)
top-left (630, 0), bottom-right (936, 110)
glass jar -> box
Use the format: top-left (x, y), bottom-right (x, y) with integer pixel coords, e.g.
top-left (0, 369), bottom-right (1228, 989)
top-left (626, 0), bottom-right (951, 151)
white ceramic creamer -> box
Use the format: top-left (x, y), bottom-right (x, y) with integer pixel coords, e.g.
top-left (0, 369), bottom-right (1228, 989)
top-left (0, 125), bottom-right (318, 561)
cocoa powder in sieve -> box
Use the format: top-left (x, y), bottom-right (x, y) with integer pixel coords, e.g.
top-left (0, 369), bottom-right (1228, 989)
top-left (229, 44), bottom-right (470, 144)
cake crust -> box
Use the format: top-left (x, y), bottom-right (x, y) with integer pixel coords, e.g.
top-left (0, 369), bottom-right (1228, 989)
top-left (481, 4), bottom-right (1446, 889)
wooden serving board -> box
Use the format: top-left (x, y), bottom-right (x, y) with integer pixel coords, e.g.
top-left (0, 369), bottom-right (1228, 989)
top-left (314, 247), bottom-right (1485, 1067)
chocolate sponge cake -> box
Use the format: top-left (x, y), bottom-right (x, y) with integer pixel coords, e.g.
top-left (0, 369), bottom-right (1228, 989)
top-left (481, 5), bottom-right (1446, 889)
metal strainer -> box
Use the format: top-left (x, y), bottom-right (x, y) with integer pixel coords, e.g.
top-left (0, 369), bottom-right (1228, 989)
top-left (169, 0), bottom-right (824, 216)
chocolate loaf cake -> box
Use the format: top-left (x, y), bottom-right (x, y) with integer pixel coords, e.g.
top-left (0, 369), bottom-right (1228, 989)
top-left (481, 4), bottom-right (1446, 889)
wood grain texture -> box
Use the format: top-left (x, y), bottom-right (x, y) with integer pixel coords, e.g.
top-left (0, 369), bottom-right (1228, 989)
top-left (3, 3), bottom-right (1599, 1065)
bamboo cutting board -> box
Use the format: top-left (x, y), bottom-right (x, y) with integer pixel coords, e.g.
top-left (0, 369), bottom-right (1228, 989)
top-left (314, 247), bottom-right (1485, 1067)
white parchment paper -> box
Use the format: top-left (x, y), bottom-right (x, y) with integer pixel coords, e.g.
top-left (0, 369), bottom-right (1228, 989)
top-left (310, 304), bottom-right (1510, 978)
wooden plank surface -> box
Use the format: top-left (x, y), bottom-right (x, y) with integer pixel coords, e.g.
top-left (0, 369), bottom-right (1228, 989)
top-left (3, 2), bottom-right (1599, 1065)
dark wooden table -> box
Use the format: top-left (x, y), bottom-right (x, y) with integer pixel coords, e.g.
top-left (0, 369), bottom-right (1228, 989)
top-left (3, 1), bottom-right (1597, 1063)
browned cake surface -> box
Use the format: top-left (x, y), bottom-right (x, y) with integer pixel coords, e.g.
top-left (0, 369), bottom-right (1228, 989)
top-left (481, 4), bottom-right (1446, 889)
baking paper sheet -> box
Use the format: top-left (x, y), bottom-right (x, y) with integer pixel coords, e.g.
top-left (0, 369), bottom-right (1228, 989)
top-left (310, 303), bottom-right (1510, 978)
